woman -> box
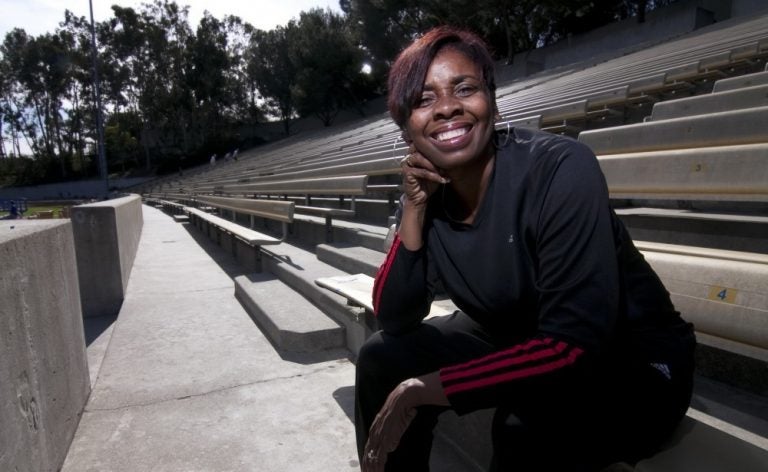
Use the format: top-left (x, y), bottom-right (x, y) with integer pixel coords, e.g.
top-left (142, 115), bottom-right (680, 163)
top-left (356, 26), bottom-right (696, 472)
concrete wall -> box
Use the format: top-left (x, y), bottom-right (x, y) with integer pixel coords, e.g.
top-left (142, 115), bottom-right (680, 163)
top-left (0, 220), bottom-right (90, 472)
top-left (71, 194), bottom-right (144, 318)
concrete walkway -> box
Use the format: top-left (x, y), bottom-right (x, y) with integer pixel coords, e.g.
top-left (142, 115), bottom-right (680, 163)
top-left (62, 205), bottom-right (359, 472)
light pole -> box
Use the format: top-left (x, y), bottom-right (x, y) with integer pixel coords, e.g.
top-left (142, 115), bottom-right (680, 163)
top-left (89, 0), bottom-right (108, 198)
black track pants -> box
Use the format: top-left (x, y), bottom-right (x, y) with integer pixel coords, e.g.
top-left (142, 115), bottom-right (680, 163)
top-left (354, 311), bottom-right (693, 471)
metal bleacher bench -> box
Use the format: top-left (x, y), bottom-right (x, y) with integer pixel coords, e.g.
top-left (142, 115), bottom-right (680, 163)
top-left (159, 199), bottom-right (190, 222)
top-left (184, 195), bottom-right (294, 271)
top-left (205, 175), bottom-right (370, 243)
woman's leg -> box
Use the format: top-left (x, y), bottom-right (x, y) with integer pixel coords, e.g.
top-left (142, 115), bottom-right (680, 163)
top-left (355, 312), bottom-right (499, 470)
top-left (490, 355), bottom-right (694, 471)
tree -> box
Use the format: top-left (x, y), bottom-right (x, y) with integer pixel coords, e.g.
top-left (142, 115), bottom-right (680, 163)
top-left (0, 28), bottom-right (76, 178)
top-left (187, 13), bottom-right (231, 144)
top-left (0, 41), bottom-right (25, 158)
top-left (59, 10), bottom-right (101, 176)
top-left (290, 8), bottom-right (369, 126)
top-left (105, 0), bottom-right (195, 169)
top-left (247, 24), bottom-right (299, 135)
top-left (342, 0), bottom-right (675, 66)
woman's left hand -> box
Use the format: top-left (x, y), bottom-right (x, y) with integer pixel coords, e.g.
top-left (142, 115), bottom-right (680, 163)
top-left (362, 373), bottom-right (449, 471)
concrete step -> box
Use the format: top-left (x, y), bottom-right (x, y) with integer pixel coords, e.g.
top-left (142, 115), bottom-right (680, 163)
top-left (234, 272), bottom-right (345, 352)
top-left (316, 243), bottom-right (386, 278)
top-left (268, 213), bottom-right (389, 251)
top-left (352, 229), bottom-right (389, 253)
top-left (262, 242), bottom-right (371, 355)
top-left (692, 375), bottom-right (768, 440)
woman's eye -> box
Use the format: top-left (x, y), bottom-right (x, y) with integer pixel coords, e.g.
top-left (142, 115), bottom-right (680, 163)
top-left (417, 95), bottom-right (435, 107)
top-left (456, 85), bottom-right (476, 97)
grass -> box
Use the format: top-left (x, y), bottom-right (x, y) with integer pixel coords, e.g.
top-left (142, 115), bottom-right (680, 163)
top-left (1, 204), bottom-right (68, 218)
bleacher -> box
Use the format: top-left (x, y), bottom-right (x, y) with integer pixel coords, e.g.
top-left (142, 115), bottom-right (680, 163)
top-left (136, 10), bottom-right (768, 471)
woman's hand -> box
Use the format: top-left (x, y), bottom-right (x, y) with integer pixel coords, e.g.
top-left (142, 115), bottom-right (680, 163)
top-left (400, 147), bottom-right (448, 209)
top-left (397, 148), bottom-right (449, 251)
top-left (362, 373), bottom-right (449, 471)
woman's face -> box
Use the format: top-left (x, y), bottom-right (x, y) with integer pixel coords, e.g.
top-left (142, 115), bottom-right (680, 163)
top-left (405, 47), bottom-right (495, 172)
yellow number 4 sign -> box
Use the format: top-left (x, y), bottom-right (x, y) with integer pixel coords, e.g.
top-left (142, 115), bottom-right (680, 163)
top-left (707, 285), bottom-right (738, 304)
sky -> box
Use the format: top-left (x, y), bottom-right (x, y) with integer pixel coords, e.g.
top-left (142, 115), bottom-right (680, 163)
top-left (0, 0), bottom-right (343, 39)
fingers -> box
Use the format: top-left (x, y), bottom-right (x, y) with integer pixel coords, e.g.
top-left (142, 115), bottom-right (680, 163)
top-left (362, 381), bottom-right (421, 471)
top-left (400, 149), bottom-right (449, 209)
top-left (361, 445), bottom-right (385, 472)
top-left (400, 149), bottom-right (441, 176)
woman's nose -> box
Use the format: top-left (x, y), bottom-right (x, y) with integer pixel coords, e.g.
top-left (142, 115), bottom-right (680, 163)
top-left (432, 94), bottom-right (462, 120)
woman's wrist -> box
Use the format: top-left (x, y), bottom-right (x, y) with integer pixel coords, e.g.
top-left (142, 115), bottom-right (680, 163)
top-left (399, 200), bottom-right (427, 251)
top-left (400, 372), bottom-right (449, 408)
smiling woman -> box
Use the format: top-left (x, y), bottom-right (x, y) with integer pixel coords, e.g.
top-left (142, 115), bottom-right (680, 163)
top-left (355, 26), bottom-right (696, 472)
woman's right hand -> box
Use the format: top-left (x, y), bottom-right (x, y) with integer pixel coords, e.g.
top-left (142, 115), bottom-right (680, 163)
top-left (397, 147), bottom-right (448, 251)
top-left (400, 147), bottom-right (448, 209)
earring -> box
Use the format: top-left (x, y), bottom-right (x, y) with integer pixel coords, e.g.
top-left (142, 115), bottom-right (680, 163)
top-left (494, 120), bottom-right (511, 149)
top-left (391, 134), bottom-right (402, 164)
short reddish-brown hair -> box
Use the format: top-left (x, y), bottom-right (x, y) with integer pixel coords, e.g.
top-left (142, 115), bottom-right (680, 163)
top-left (387, 26), bottom-right (496, 130)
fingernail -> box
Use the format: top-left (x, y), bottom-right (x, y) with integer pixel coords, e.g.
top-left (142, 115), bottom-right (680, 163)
top-left (441, 178), bottom-right (450, 184)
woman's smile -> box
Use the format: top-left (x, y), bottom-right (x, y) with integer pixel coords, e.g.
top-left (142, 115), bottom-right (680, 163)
top-left (430, 122), bottom-right (474, 150)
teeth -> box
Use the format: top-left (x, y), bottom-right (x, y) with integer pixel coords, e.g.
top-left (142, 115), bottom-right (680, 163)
top-left (436, 128), bottom-right (468, 141)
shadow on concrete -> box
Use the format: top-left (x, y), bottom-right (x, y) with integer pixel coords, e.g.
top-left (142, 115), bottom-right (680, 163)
top-left (263, 249), bottom-right (305, 271)
top-left (333, 385), bottom-right (355, 424)
top-left (275, 347), bottom-right (353, 365)
top-left (178, 222), bottom-right (250, 280)
top-left (177, 218), bottom-right (354, 367)
top-left (83, 314), bottom-right (118, 346)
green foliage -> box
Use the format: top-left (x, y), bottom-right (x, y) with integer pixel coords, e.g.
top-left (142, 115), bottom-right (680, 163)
top-left (341, 0), bottom-right (673, 65)
top-left (290, 9), bottom-right (371, 126)
top-left (247, 25), bottom-right (299, 134)
top-left (1, 0), bottom-right (672, 183)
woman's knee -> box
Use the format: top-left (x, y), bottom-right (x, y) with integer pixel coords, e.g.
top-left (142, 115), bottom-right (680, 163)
top-left (356, 332), bottom-right (388, 373)
top-left (357, 331), bottom-right (412, 376)
top-left (357, 328), bottom-right (445, 385)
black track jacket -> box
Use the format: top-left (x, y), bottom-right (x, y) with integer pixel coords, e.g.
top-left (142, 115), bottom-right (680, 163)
top-left (373, 127), bottom-right (695, 414)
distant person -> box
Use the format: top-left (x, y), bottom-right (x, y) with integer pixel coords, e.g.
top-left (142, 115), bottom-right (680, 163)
top-left (232, 148), bottom-right (239, 161)
top-left (3, 201), bottom-right (19, 220)
top-left (210, 154), bottom-right (217, 166)
top-left (356, 26), bottom-right (695, 472)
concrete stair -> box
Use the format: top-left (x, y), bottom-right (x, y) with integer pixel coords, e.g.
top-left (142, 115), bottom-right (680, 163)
top-left (316, 243), bottom-right (385, 277)
top-left (235, 243), bottom-right (370, 355)
top-left (233, 216), bottom-right (390, 355)
top-left (228, 216), bottom-right (768, 471)
top-left (234, 272), bottom-right (345, 352)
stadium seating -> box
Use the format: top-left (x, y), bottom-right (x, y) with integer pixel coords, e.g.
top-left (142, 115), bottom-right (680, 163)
top-left (134, 10), bottom-right (768, 471)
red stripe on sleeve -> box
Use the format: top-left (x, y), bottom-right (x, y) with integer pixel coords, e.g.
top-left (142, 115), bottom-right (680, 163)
top-left (441, 340), bottom-right (566, 383)
top-left (372, 235), bottom-right (402, 315)
top-left (443, 346), bottom-right (583, 396)
top-left (441, 337), bottom-right (551, 375)
top-left (440, 338), bottom-right (584, 397)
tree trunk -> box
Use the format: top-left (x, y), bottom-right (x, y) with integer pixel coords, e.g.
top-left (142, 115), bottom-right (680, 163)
top-left (0, 118), bottom-right (6, 158)
top-left (637, 0), bottom-right (648, 23)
